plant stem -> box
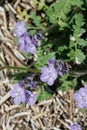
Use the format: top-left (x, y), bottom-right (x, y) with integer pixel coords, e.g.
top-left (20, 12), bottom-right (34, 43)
top-left (69, 70), bottom-right (87, 77)
top-left (1, 65), bottom-right (40, 73)
top-left (28, 23), bottom-right (58, 34)
top-left (0, 56), bottom-right (40, 73)
top-left (43, 23), bottom-right (58, 34)
top-left (0, 66), bottom-right (6, 70)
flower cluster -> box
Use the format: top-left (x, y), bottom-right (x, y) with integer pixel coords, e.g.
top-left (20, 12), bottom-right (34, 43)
top-left (74, 84), bottom-right (87, 108)
top-left (19, 77), bottom-right (37, 89)
top-left (70, 123), bottom-right (82, 130)
top-left (14, 21), bottom-right (42, 54)
top-left (55, 59), bottom-right (69, 76)
top-left (40, 59), bottom-right (69, 86)
top-left (10, 77), bottom-right (38, 105)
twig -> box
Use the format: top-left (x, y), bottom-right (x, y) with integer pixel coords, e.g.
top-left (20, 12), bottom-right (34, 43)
top-left (9, 112), bottom-right (31, 120)
top-left (14, 0), bottom-right (21, 8)
top-left (0, 91), bottom-right (10, 106)
top-left (5, 105), bottom-right (19, 112)
top-left (37, 99), bottom-right (52, 106)
top-left (32, 112), bottom-right (47, 120)
top-left (58, 118), bottom-right (70, 129)
top-left (69, 89), bottom-right (74, 120)
top-left (2, 122), bottom-right (7, 130)
top-left (2, 43), bottom-right (26, 66)
top-left (38, 118), bottom-right (45, 130)
top-left (56, 97), bottom-right (67, 113)
top-left (6, 2), bottom-right (17, 14)
top-left (10, 124), bottom-right (15, 130)
top-left (0, 7), bottom-right (7, 30)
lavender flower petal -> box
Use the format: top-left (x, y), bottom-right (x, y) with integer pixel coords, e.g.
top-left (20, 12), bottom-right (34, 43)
top-left (48, 78), bottom-right (54, 86)
top-left (27, 42), bottom-right (36, 54)
top-left (14, 97), bottom-right (22, 105)
top-left (84, 84), bottom-right (87, 89)
top-left (40, 63), bottom-right (58, 86)
top-left (48, 58), bottom-right (55, 65)
top-left (26, 90), bottom-right (37, 105)
top-left (10, 83), bottom-right (27, 105)
top-left (40, 73), bottom-right (49, 82)
top-left (70, 123), bottom-right (82, 130)
top-left (41, 66), bottom-right (49, 73)
top-left (19, 32), bottom-right (36, 54)
top-left (74, 86), bottom-right (87, 108)
top-left (32, 35), bottom-right (41, 47)
top-left (14, 21), bottom-right (27, 37)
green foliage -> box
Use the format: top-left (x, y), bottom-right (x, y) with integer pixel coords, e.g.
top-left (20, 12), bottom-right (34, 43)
top-left (16, 0), bottom-right (87, 92)
top-left (45, 0), bottom-right (83, 27)
top-left (45, 0), bottom-right (71, 26)
top-left (71, 0), bottom-right (83, 7)
top-left (34, 0), bottom-right (46, 10)
top-left (35, 52), bottom-right (55, 69)
top-left (30, 12), bottom-right (42, 27)
top-left (58, 74), bottom-right (77, 91)
top-left (35, 39), bottom-right (55, 69)
top-left (11, 0), bottom-right (87, 103)
top-left (37, 89), bottom-right (53, 101)
top-left (68, 14), bottom-right (86, 64)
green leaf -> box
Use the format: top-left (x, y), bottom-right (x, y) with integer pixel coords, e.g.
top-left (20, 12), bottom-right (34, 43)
top-left (58, 45), bottom-right (68, 54)
top-left (58, 74), bottom-right (71, 91)
top-left (37, 90), bottom-right (53, 101)
top-left (58, 75), bottom-right (77, 91)
top-left (30, 11), bottom-right (42, 27)
top-left (38, 0), bottom-right (45, 10)
top-left (35, 52), bottom-right (55, 68)
top-left (73, 14), bottom-right (85, 37)
top-left (67, 49), bottom-right (85, 64)
top-left (68, 13), bottom-right (86, 63)
top-left (67, 49), bottom-right (75, 61)
top-left (71, 0), bottom-right (83, 7)
top-left (77, 39), bottom-right (87, 47)
top-left (45, 0), bottom-right (72, 25)
top-left (45, 0), bottom-right (83, 26)
top-left (75, 49), bottom-right (85, 64)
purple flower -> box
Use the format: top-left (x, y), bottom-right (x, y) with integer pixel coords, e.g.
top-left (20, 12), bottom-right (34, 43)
top-left (10, 83), bottom-right (26, 105)
top-left (56, 59), bottom-right (69, 76)
top-left (36, 32), bottom-right (45, 40)
top-left (14, 21), bottom-right (27, 37)
top-left (19, 33), bottom-right (36, 54)
top-left (70, 123), bottom-right (82, 130)
top-left (48, 58), bottom-right (55, 65)
top-left (10, 79), bottom-right (38, 105)
top-left (32, 35), bottom-right (41, 47)
top-left (25, 90), bottom-right (37, 105)
top-left (19, 77), bottom-right (37, 89)
top-left (74, 87), bottom-right (87, 108)
top-left (25, 77), bottom-right (37, 89)
top-left (84, 84), bottom-right (87, 88)
top-left (40, 63), bottom-right (58, 86)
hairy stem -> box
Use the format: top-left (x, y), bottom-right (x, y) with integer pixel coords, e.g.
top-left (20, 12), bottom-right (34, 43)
top-left (0, 56), bottom-right (40, 73)
top-left (43, 23), bottom-right (58, 34)
top-left (0, 65), bottom-right (40, 73)
top-left (69, 70), bottom-right (87, 77)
